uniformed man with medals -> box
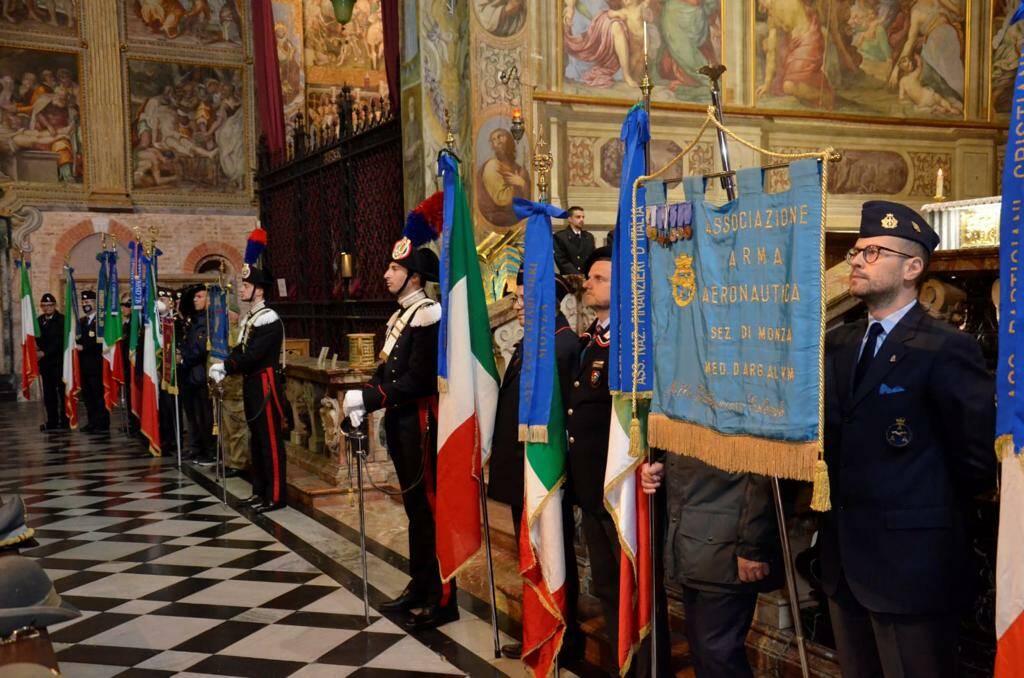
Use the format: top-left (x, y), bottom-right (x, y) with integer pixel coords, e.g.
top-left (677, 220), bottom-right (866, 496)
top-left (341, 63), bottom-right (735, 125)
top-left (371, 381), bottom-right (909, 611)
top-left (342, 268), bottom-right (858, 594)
top-left (821, 201), bottom-right (996, 677)
top-left (77, 289), bottom-right (109, 434)
top-left (209, 228), bottom-right (287, 514)
top-left (37, 292), bottom-right (67, 431)
top-left (342, 222), bottom-right (458, 632)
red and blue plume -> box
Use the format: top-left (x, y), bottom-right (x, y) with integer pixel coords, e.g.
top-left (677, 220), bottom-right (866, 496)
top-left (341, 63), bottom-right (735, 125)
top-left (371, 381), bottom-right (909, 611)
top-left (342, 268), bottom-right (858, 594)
top-left (244, 226), bottom-right (267, 265)
top-left (403, 191), bottom-right (443, 247)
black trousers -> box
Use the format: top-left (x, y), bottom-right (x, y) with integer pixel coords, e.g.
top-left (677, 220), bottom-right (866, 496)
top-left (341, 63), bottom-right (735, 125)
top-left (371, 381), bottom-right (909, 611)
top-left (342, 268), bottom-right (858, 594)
top-left (80, 363), bottom-right (109, 430)
top-left (511, 495), bottom-right (581, 654)
top-left (182, 383), bottom-right (216, 458)
top-left (385, 405), bottom-right (455, 607)
top-left (40, 362), bottom-right (66, 427)
top-left (681, 586), bottom-right (758, 678)
top-left (828, 576), bottom-right (959, 678)
top-left (243, 369), bottom-right (287, 505)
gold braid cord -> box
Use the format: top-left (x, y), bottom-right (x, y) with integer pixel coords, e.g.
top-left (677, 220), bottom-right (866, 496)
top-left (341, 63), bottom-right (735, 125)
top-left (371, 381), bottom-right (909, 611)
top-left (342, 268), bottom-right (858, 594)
top-left (631, 106), bottom-right (833, 511)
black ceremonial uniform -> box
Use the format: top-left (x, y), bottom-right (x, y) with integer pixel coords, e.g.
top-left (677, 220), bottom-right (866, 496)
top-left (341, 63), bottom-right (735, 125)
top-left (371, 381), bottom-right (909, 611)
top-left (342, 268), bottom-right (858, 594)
top-left (224, 300), bottom-right (286, 507)
top-left (37, 310), bottom-right (66, 429)
top-left (553, 226), bottom-right (595, 276)
top-left (181, 312), bottom-right (215, 460)
top-left (360, 289), bottom-right (453, 610)
top-left (821, 302), bottom-right (996, 677)
top-left (78, 312), bottom-right (109, 432)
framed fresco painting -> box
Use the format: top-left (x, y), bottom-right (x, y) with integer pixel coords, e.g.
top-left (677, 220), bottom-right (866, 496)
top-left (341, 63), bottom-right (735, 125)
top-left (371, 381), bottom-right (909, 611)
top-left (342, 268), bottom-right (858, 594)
top-left (561, 0), bottom-right (725, 104)
top-left (0, 45), bottom-right (84, 186)
top-left (121, 0), bottom-right (245, 58)
top-left (0, 0), bottom-right (80, 41)
top-left (125, 57), bottom-right (248, 196)
top-left (750, 0), bottom-right (969, 122)
top-left (990, 0), bottom-right (1022, 120)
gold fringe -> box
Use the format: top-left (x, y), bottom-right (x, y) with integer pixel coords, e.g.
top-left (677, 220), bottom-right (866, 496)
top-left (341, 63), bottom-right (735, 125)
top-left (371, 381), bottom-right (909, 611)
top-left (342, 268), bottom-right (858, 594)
top-left (810, 459), bottom-right (831, 512)
top-left (648, 413), bottom-right (818, 482)
top-left (996, 434), bottom-right (1015, 462)
top-left (518, 423), bottom-right (551, 444)
top-left (628, 417), bottom-right (643, 458)
top-left (518, 424), bottom-right (529, 443)
top-left (437, 376), bottom-right (448, 393)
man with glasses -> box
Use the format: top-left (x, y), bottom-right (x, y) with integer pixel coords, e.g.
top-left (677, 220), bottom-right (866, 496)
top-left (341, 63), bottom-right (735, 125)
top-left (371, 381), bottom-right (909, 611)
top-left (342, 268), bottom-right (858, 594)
top-left (821, 201), bottom-right (996, 677)
top-left (37, 293), bottom-right (66, 431)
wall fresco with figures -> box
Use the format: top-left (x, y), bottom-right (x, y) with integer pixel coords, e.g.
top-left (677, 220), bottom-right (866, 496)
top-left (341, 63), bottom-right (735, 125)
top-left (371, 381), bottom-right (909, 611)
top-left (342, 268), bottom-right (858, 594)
top-left (127, 59), bottom-right (246, 193)
top-left (0, 47), bottom-right (82, 185)
top-left (122, 0), bottom-right (244, 51)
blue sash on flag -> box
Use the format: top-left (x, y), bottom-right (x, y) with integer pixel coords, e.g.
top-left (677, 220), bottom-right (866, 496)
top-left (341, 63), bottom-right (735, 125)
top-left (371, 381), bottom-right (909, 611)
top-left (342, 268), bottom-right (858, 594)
top-left (96, 250), bottom-right (109, 338)
top-left (208, 284), bottom-right (230, 360)
top-left (996, 42), bottom-right (1024, 459)
top-left (609, 104), bottom-right (652, 395)
top-left (514, 197), bottom-right (568, 442)
top-left (437, 151), bottom-right (458, 385)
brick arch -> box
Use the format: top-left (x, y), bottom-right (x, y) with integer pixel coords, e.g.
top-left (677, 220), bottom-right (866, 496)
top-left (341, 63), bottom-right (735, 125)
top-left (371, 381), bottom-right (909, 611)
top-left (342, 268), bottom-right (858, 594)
top-left (50, 218), bottom-right (137, 275)
top-left (182, 242), bottom-right (244, 274)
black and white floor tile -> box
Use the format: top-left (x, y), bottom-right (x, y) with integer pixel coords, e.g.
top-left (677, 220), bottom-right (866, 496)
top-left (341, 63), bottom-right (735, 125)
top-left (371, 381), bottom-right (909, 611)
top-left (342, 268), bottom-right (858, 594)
top-left (0, 401), bottom-right (533, 678)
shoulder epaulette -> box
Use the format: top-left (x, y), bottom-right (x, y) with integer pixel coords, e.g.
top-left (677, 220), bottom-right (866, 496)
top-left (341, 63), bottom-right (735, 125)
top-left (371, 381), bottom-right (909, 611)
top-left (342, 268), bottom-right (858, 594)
top-left (410, 301), bottom-right (441, 328)
top-left (252, 308), bottom-right (280, 327)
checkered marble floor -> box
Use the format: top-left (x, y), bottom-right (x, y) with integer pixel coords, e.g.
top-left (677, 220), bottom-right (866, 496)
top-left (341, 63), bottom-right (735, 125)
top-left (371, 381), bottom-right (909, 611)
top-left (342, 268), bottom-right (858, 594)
top-left (0, 401), bottom-right (508, 677)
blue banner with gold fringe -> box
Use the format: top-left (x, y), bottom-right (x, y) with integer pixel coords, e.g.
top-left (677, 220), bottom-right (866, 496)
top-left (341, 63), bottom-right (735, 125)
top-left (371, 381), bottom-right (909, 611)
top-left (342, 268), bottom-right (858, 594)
top-left (648, 159), bottom-right (824, 480)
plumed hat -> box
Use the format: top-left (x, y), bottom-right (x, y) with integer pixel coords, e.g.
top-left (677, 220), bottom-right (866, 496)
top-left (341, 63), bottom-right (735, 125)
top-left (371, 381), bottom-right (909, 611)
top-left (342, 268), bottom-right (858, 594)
top-left (389, 191), bottom-right (443, 283)
top-left (242, 226), bottom-right (274, 291)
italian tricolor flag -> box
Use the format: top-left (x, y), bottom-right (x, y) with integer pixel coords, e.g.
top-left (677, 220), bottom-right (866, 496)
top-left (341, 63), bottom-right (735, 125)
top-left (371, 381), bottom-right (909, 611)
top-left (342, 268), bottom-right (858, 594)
top-left (139, 262), bottom-right (161, 456)
top-left (18, 261), bottom-right (40, 400)
top-left (436, 156), bottom-right (500, 580)
top-left (62, 267), bottom-right (80, 428)
top-left (102, 253), bottom-right (123, 411)
top-left (520, 376), bottom-right (568, 678)
top-left (604, 396), bottom-right (652, 675)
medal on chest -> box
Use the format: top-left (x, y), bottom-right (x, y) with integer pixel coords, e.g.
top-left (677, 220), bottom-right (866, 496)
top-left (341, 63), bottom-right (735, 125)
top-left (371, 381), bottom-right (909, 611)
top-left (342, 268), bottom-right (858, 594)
top-left (886, 418), bottom-right (912, 448)
top-left (589, 360), bottom-right (605, 387)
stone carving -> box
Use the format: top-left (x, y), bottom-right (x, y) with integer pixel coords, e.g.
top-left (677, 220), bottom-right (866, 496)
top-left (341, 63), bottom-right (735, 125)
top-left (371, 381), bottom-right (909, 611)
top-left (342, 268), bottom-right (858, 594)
top-left (476, 42), bottom-right (523, 110)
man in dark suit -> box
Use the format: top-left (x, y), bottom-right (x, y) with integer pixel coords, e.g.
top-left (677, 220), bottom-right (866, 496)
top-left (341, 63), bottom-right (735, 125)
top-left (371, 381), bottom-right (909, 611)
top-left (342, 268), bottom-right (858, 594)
top-left (77, 289), bottom-right (108, 434)
top-left (37, 292), bottom-right (67, 431)
top-left (180, 285), bottom-right (216, 464)
top-left (488, 269), bottom-right (581, 661)
top-left (342, 234), bottom-right (457, 632)
top-left (820, 201), bottom-right (996, 677)
top-left (553, 206), bottom-right (595, 276)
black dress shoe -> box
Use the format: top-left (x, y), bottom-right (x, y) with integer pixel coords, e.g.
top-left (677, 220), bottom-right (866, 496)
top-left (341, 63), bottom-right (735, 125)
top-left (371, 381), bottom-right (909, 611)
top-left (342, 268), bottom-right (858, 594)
top-left (402, 602), bottom-right (459, 631)
top-left (500, 642), bottom-right (522, 659)
top-left (254, 502), bottom-right (285, 514)
top-left (378, 586), bottom-right (423, 613)
top-left (242, 495), bottom-right (262, 505)
top-left (81, 424), bottom-right (95, 433)
top-left (223, 468), bottom-right (240, 478)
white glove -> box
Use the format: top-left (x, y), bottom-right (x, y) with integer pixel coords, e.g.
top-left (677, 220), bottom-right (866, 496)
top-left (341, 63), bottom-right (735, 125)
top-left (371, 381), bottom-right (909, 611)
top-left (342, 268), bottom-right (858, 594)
top-left (209, 363), bottom-right (226, 384)
top-left (343, 390), bottom-right (365, 427)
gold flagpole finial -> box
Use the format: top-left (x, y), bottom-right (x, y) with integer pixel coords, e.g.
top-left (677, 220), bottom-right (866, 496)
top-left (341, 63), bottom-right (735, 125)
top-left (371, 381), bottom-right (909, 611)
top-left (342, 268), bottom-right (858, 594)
top-left (443, 107), bottom-right (455, 151)
top-left (532, 135), bottom-right (553, 203)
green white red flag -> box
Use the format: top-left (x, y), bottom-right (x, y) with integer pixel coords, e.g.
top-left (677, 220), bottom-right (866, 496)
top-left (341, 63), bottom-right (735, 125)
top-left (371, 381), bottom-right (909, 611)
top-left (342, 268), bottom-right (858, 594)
top-left (18, 260), bottom-right (40, 400)
top-left (101, 250), bottom-right (123, 411)
top-left (139, 256), bottom-right (161, 456)
top-left (435, 153), bottom-right (500, 580)
top-left (604, 396), bottom-right (652, 674)
top-left (62, 265), bottom-right (80, 428)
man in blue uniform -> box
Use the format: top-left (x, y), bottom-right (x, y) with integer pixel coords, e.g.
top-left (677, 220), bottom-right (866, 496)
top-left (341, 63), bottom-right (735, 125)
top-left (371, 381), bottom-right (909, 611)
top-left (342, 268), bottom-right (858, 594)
top-left (180, 285), bottom-right (216, 464)
top-left (77, 289), bottom-right (108, 433)
top-left (37, 292), bottom-right (67, 431)
top-left (821, 201), bottom-right (996, 677)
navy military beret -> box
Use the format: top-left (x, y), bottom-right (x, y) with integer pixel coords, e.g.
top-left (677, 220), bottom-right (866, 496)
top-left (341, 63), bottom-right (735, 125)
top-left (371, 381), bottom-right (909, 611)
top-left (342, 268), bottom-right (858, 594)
top-left (39, 293), bottom-right (55, 304)
top-left (80, 289), bottom-right (96, 301)
top-left (859, 201), bottom-right (939, 253)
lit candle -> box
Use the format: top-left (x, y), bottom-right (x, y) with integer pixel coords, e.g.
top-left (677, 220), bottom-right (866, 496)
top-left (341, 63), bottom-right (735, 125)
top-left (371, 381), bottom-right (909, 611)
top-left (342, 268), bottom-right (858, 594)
top-left (936, 168), bottom-right (944, 198)
top-left (643, 21), bottom-right (648, 59)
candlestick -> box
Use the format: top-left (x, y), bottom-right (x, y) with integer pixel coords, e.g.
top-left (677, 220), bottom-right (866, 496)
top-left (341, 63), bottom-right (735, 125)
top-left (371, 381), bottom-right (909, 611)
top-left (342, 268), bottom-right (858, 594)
top-left (935, 168), bottom-right (945, 201)
top-left (643, 20), bottom-right (648, 60)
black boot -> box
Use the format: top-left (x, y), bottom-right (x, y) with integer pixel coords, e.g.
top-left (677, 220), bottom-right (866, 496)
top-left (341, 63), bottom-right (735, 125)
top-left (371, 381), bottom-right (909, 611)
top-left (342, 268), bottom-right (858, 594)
top-left (378, 585), bottom-right (423, 613)
top-left (402, 599), bottom-right (459, 631)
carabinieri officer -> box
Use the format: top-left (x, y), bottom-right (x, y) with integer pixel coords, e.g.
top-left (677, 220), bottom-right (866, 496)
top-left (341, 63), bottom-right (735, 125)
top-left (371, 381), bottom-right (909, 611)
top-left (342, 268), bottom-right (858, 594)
top-left (342, 220), bottom-right (457, 632)
top-left (210, 228), bottom-right (286, 514)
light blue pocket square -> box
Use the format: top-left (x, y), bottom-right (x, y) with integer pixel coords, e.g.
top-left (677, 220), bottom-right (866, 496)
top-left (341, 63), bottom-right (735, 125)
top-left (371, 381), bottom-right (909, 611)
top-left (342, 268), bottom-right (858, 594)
top-left (879, 384), bottom-right (906, 395)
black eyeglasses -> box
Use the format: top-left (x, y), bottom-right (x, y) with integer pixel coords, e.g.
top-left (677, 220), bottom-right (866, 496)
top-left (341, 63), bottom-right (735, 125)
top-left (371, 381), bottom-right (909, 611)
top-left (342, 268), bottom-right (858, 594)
top-left (846, 245), bottom-right (913, 265)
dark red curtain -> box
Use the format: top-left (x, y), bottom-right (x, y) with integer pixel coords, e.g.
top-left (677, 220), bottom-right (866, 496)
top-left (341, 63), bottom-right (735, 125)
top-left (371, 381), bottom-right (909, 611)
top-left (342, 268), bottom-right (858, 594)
top-left (382, 0), bottom-right (400, 114)
top-left (251, 0), bottom-right (286, 153)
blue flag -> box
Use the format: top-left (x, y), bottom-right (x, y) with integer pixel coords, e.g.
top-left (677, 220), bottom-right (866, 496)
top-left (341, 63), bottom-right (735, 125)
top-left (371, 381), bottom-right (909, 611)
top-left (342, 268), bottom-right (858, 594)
top-left (996, 27), bottom-right (1024, 459)
top-left (609, 104), bottom-right (652, 395)
top-left (96, 249), bottom-right (109, 339)
top-left (208, 284), bottom-right (230, 360)
top-left (514, 197), bottom-right (568, 442)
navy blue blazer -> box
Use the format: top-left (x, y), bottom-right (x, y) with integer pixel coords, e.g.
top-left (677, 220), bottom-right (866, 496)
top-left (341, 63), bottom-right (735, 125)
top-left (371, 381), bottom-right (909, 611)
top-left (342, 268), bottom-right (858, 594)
top-left (820, 302), bottom-right (996, 615)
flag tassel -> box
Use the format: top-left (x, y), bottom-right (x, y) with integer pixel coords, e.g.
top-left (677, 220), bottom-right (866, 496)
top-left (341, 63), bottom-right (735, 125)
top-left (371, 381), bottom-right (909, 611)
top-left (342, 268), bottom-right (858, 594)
top-left (628, 416), bottom-right (643, 458)
top-left (810, 458), bottom-right (831, 512)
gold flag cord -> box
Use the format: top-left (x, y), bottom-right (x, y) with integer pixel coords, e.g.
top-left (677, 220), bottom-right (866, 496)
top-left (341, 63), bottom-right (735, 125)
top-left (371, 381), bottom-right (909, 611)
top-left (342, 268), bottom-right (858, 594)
top-left (630, 106), bottom-right (835, 511)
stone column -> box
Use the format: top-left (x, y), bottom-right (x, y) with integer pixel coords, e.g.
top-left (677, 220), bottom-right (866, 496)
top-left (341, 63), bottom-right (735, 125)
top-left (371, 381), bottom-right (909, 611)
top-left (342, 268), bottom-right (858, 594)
top-left (82, 0), bottom-right (131, 209)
